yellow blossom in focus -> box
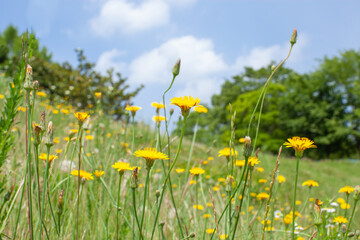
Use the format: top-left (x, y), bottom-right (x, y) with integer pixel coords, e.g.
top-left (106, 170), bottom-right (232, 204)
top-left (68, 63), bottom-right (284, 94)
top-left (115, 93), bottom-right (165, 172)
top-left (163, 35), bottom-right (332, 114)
top-left (74, 112), bottom-right (89, 122)
top-left (112, 161), bottom-right (132, 174)
top-left (71, 170), bottom-right (93, 180)
top-left (302, 180), bottom-right (319, 188)
top-left (93, 170), bottom-right (104, 178)
top-left (283, 136), bottom-right (316, 157)
top-left (248, 157), bottom-right (260, 166)
top-left (170, 96), bottom-right (200, 116)
top-left (194, 105), bottom-right (208, 113)
top-left (189, 167), bottom-right (205, 175)
top-left (277, 175), bottom-right (286, 183)
top-left (339, 186), bottom-right (354, 195)
top-left (134, 148), bottom-right (169, 168)
top-left (218, 147), bottom-right (238, 157)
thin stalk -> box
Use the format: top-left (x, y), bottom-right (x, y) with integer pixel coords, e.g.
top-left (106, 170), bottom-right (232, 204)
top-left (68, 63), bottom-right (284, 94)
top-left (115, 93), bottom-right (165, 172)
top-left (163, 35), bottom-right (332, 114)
top-left (291, 155), bottom-right (301, 240)
top-left (150, 116), bottom-right (187, 240)
top-left (344, 194), bottom-right (349, 218)
top-left (185, 117), bottom-right (199, 181)
top-left (33, 145), bottom-right (42, 238)
top-left (26, 90), bottom-right (34, 240)
top-left (116, 174), bottom-right (123, 240)
top-left (140, 169), bottom-right (151, 231)
top-left (344, 199), bottom-right (358, 240)
top-left (76, 128), bottom-right (84, 240)
top-left (195, 175), bottom-right (199, 234)
top-left (40, 146), bottom-right (51, 239)
top-left (132, 188), bottom-right (143, 240)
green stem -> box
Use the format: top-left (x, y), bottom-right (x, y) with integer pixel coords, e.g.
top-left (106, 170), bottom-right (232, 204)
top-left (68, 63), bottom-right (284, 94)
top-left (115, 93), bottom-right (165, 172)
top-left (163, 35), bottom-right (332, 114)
top-left (76, 128), bottom-right (83, 240)
top-left (140, 169), bottom-right (151, 231)
top-left (116, 174), bottom-right (123, 240)
top-left (33, 145), bottom-right (42, 238)
top-left (150, 116), bottom-right (187, 240)
top-left (40, 146), bottom-right (51, 239)
top-left (344, 199), bottom-right (358, 240)
top-left (132, 188), bottom-right (143, 239)
top-left (291, 155), bottom-right (301, 240)
top-left (185, 117), bottom-right (199, 181)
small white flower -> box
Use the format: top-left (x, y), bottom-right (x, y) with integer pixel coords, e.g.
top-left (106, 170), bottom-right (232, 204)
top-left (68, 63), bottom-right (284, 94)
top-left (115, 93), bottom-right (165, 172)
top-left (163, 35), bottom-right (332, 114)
top-left (274, 210), bottom-right (282, 218)
top-left (325, 224), bottom-right (334, 229)
top-left (330, 202), bottom-right (339, 207)
top-left (326, 208), bottom-right (336, 213)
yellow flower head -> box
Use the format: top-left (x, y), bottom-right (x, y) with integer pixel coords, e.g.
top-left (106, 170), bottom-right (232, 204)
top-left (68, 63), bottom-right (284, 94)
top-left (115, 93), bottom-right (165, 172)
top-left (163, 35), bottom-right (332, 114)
top-left (256, 167), bottom-right (264, 173)
top-left (258, 179), bottom-right (268, 184)
top-left (235, 160), bottom-right (245, 167)
top-left (37, 91), bottom-right (47, 97)
top-left (283, 136), bottom-right (317, 157)
top-left (206, 229), bottom-right (215, 234)
top-left (220, 234), bottom-right (228, 239)
top-left (175, 168), bottom-right (185, 174)
top-left (152, 116), bottom-right (166, 123)
top-left (170, 96), bottom-right (200, 117)
top-left (39, 153), bottom-right (58, 163)
top-left (257, 192), bottom-right (270, 200)
top-left (339, 186), bottom-right (354, 195)
top-left (337, 197), bottom-right (346, 204)
top-left (112, 161), bottom-right (132, 174)
top-left (203, 213), bottom-right (211, 219)
top-left (94, 92), bottom-right (102, 99)
top-left (134, 148), bottom-right (169, 168)
top-left (151, 102), bottom-right (165, 109)
top-left (333, 216), bottom-right (347, 224)
top-left (189, 167), bottom-right (205, 175)
top-left (283, 214), bottom-right (293, 225)
top-left (85, 135), bottom-right (94, 140)
top-left (126, 106), bottom-right (142, 116)
top-left (71, 170), bottom-right (93, 180)
top-left (248, 156), bottom-right (260, 167)
top-left (93, 170), bottom-right (105, 178)
top-left (302, 180), bottom-right (319, 188)
top-left (218, 147), bottom-right (238, 158)
top-left (74, 112), bottom-right (90, 123)
top-left (277, 175), bottom-right (286, 183)
top-left (194, 105), bottom-right (208, 113)
top-left (239, 137), bottom-right (245, 143)
top-left (193, 204), bottom-right (204, 210)
top-left (340, 203), bottom-right (350, 209)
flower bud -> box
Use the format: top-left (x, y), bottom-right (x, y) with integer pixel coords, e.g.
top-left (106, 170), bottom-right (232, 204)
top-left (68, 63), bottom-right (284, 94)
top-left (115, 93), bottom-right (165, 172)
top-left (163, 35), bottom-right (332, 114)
top-left (290, 28), bottom-right (297, 46)
top-left (45, 121), bottom-right (54, 147)
top-left (33, 123), bottom-right (42, 146)
top-left (32, 80), bottom-right (39, 90)
top-left (354, 185), bottom-right (360, 201)
top-left (24, 64), bottom-right (33, 91)
top-left (130, 167), bottom-right (139, 189)
top-left (40, 111), bottom-right (46, 133)
top-left (56, 190), bottom-right (64, 218)
top-left (243, 136), bottom-right (252, 158)
top-left (172, 59), bottom-right (181, 77)
top-left (169, 108), bottom-right (174, 116)
top-left (314, 199), bottom-right (322, 226)
top-left (188, 232), bottom-right (196, 238)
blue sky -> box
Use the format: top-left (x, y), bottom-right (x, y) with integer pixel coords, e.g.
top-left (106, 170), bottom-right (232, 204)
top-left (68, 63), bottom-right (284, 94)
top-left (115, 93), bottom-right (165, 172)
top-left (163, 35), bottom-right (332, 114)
top-left (1, 0), bottom-right (360, 123)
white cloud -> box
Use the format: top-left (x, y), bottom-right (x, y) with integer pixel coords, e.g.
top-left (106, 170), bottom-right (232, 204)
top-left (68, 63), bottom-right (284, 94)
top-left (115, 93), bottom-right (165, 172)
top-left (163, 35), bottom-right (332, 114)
top-left (90, 0), bottom-right (170, 36)
top-left (96, 35), bottom-right (306, 104)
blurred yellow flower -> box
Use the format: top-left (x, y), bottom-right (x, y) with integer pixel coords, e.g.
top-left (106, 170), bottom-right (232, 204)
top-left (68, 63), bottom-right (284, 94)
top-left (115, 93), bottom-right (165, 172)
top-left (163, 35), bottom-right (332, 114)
top-left (193, 204), bottom-right (203, 210)
top-left (61, 109), bottom-right (69, 114)
top-left (333, 216), bottom-right (347, 224)
top-left (175, 168), bottom-right (185, 174)
top-left (283, 214), bottom-right (292, 225)
top-left (126, 106), bottom-right (142, 114)
top-left (94, 170), bottom-right (104, 178)
top-left (302, 180), bottom-right (319, 188)
top-left (258, 179), bottom-right (267, 184)
top-left (277, 175), bottom-right (286, 183)
top-left (337, 197), bottom-right (346, 204)
top-left (206, 229), bottom-right (215, 234)
top-left (52, 109), bottom-right (59, 114)
top-left (194, 105), bottom-right (208, 113)
top-left (239, 137), bottom-right (245, 143)
top-left (340, 203), bottom-right (350, 209)
top-left (235, 160), bottom-right (245, 167)
top-left (189, 167), bottom-right (205, 175)
top-left (71, 170), bottom-right (93, 180)
top-left (220, 234), bottom-right (228, 239)
top-left (203, 214), bottom-right (211, 218)
top-left (339, 186), bottom-right (354, 195)
top-left (218, 147), bottom-right (238, 157)
top-left (257, 192), bottom-right (269, 200)
top-left (94, 92), bottom-right (102, 99)
top-left (152, 116), bottom-right (166, 123)
top-left (39, 153), bottom-right (58, 163)
top-left (0, 94), bottom-right (4, 99)
top-left (85, 135), bottom-right (94, 140)
top-left (256, 167), bottom-right (264, 172)
top-left (248, 157), bottom-right (260, 166)
top-left (55, 149), bottom-right (62, 154)
top-left (74, 112), bottom-right (89, 122)
top-left (112, 161), bottom-right (132, 174)
top-left (151, 102), bottom-right (165, 109)
top-left (37, 91), bottom-right (47, 97)
top-left (296, 200), bottom-right (302, 205)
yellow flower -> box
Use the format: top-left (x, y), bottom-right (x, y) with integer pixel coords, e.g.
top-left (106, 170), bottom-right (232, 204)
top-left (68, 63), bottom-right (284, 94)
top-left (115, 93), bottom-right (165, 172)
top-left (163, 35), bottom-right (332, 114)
top-left (52, 109), bottom-right (59, 114)
top-left (71, 170), bottom-right (93, 180)
top-left (239, 137), bottom-right (245, 143)
top-left (152, 116), bottom-right (166, 123)
top-left (126, 106), bottom-right (141, 114)
top-left (39, 153), bottom-right (58, 163)
top-left (339, 186), bottom-right (354, 195)
top-left (218, 147), bottom-right (238, 157)
top-left (261, 220), bottom-right (271, 225)
top-left (258, 179), bottom-right (267, 184)
top-left (235, 160), bottom-right (245, 167)
top-left (112, 161), bottom-right (132, 174)
top-left (93, 170), bottom-right (104, 178)
top-left (170, 96), bottom-right (200, 116)
top-left (190, 180), bottom-right (197, 185)
top-left (193, 204), bottom-right (204, 210)
top-left (248, 157), bottom-right (260, 166)
top-left (151, 102), bottom-right (165, 109)
top-left (208, 157), bottom-right (214, 161)
top-left (175, 168), bottom-right (185, 174)
top-left (340, 203), bottom-right (350, 209)
top-left (297, 237), bottom-right (305, 240)
top-left (55, 149), bottom-right (62, 154)
top-left (333, 216), bottom-right (347, 224)
top-left (277, 175), bottom-right (286, 183)
top-left (212, 186), bottom-right (220, 191)
top-left (0, 94), bottom-right (4, 99)
top-left (189, 167), bottom-right (205, 175)
top-left (194, 105), bottom-right (208, 113)
top-left (337, 197), bottom-right (346, 204)
top-left (283, 136), bottom-right (317, 157)
top-left (220, 234), bottom-right (228, 239)
top-left (283, 214), bottom-right (293, 225)
top-left (134, 148), bottom-right (169, 168)
top-left (18, 106), bottom-right (26, 112)
top-left (203, 214), bottom-right (211, 218)
top-left (85, 135), bottom-right (94, 140)
top-left (74, 112), bottom-right (90, 123)
top-left (206, 203), bottom-right (212, 207)
top-left (302, 180), bottom-right (319, 188)
top-left (206, 229), bottom-right (215, 234)
top-left (256, 192), bottom-right (269, 200)
top-left (61, 109), bottom-right (69, 114)
top-left (36, 91), bottom-right (47, 97)
top-left (256, 167), bottom-right (264, 172)
top-left (296, 200), bottom-right (302, 205)
top-left (94, 92), bottom-right (102, 99)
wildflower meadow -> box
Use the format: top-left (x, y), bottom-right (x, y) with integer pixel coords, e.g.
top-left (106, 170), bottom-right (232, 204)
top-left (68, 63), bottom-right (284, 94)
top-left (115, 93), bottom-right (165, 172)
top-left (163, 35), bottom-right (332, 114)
top-left (0, 29), bottom-right (359, 240)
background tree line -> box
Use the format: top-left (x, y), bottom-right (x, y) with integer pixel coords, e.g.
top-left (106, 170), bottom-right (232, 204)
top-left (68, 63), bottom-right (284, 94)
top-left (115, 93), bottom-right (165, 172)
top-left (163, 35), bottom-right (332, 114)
top-left (175, 51), bottom-right (360, 159)
top-left (0, 25), bottom-right (143, 119)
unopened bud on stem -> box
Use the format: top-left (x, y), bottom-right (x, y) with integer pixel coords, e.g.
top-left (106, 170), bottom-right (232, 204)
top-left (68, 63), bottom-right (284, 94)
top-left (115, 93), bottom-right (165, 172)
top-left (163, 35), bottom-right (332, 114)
top-left (172, 59), bottom-right (181, 77)
top-left (290, 28), bottom-right (297, 46)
